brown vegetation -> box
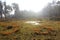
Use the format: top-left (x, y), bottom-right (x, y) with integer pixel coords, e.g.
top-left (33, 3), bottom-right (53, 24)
top-left (0, 21), bottom-right (20, 35)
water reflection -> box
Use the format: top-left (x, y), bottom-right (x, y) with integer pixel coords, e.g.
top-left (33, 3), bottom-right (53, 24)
top-left (25, 21), bottom-right (40, 25)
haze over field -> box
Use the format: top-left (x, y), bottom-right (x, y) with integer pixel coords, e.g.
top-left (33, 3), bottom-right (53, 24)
top-left (1, 0), bottom-right (55, 12)
top-left (0, 0), bottom-right (60, 40)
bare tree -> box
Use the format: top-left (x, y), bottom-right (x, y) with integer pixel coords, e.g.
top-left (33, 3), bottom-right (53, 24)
top-left (0, 1), bottom-right (3, 18)
top-left (3, 2), bottom-right (12, 19)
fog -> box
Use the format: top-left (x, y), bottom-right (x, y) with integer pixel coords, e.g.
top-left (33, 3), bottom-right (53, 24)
top-left (2, 0), bottom-right (53, 12)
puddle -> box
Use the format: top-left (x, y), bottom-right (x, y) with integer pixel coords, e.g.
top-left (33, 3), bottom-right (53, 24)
top-left (25, 21), bottom-right (40, 25)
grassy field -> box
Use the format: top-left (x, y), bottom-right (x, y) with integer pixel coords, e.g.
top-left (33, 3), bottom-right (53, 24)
top-left (0, 20), bottom-right (60, 40)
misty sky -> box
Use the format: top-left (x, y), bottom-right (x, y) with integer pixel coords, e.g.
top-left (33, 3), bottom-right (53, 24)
top-left (1, 0), bottom-right (58, 12)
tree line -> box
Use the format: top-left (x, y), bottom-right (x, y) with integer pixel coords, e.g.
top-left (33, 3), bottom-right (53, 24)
top-left (0, 1), bottom-right (39, 20)
top-left (0, 0), bottom-right (60, 20)
top-left (41, 0), bottom-right (60, 20)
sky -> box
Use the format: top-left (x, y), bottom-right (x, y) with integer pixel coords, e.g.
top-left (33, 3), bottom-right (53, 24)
top-left (1, 0), bottom-right (56, 12)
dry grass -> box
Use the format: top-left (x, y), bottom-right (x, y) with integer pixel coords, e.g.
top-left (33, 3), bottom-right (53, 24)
top-left (0, 20), bottom-right (60, 40)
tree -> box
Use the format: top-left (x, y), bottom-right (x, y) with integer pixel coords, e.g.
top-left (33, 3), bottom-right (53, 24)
top-left (12, 3), bottom-right (21, 19)
top-left (0, 1), bottom-right (3, 18)
top-left (41, 0), bottom-right (60, 20)
top-left (3, 2), bottom-right (12, 19)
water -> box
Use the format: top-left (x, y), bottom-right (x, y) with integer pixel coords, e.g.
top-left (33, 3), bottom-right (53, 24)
top-left (25, 21), bottom-right (40, 25)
